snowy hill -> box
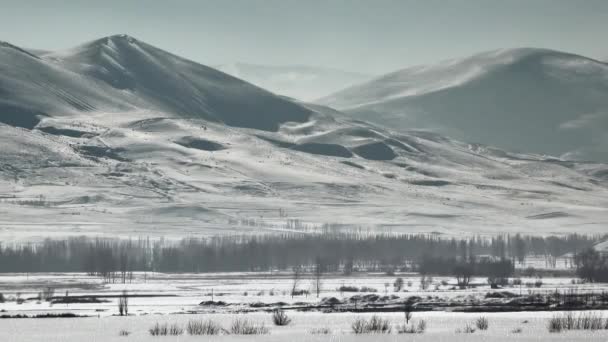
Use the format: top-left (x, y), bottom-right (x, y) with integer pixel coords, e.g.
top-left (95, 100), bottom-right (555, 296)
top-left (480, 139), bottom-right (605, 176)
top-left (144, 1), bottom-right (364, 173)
top-left (1, 35), bottom-right (312, 131)
top-left (215, 63), bottom-right (372, 101)
top-left (1, 38), bottom-right (608, 240)
top-left (318, 48), bottom-right (608, 162)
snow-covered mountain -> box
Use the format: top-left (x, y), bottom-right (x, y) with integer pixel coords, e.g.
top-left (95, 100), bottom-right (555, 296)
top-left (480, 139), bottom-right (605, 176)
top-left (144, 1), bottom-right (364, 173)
top-left (318, 48), bottom-right (608, 162)
top-left (215, 63), bottom-right (372, 101)
top-left (1, 37), bottom-right (608, 240)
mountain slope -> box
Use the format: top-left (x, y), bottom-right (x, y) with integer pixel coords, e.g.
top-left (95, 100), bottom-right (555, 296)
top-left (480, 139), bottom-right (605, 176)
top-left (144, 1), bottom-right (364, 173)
top-left (215, 63), bottom-right (372, 101)
top-left (1, 39), bottom-right (608, 240)
top-left (318, 48), bottom-right (608, 162)
top-left (2, 35), bottom-right (312, 131)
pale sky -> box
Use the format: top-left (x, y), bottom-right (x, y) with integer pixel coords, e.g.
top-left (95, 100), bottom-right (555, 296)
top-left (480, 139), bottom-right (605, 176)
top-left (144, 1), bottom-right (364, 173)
top-left (1, 0), bottom-right (607, 74)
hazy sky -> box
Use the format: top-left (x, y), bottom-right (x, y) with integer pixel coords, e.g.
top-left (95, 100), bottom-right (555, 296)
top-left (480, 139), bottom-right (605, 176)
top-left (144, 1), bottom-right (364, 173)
top-left (1, 0), bottom-right (607, 74)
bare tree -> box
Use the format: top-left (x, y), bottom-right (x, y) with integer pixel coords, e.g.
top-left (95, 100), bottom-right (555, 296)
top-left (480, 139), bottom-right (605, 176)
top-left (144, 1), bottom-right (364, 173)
top-left (313, 256), bottom-right (324, 298)
top-left (291, 266), bottom-right (301, 299)
top-left (404, 302), bottom-right (413, 324)
top-left (118, 290), bottom-right (129, 316)
top-left (393, 277), bottom-right (404, 292)
top-left (454, 264), bottom-right (473, 289)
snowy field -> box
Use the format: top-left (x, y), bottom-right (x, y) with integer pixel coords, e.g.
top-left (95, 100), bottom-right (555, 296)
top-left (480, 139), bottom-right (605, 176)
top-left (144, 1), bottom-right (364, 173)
top-left (1, 310), bottom-right (608, 341)
top-left (1, 272), bottom-right (608, 341)
top-left (1, 271), bottom-right (604, 316)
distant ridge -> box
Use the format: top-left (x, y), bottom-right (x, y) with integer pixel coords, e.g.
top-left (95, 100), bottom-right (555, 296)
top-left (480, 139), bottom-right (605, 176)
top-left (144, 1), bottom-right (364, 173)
top-left (216, 62), bottom-right (372, 101)
top-left (319, 48), bottom-right (608, 162)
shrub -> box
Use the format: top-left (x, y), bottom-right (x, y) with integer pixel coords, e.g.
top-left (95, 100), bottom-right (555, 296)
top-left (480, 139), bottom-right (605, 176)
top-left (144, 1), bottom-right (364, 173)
top-left (351, 318), bottom-right (367, 334)
top-left (149, 323), bottom-right (183, 336)
top-left (168, 323), bottom-right (184, 336)
top-left (351, 315), bottom-right (391, 334)
top-left (272, 309), bottom-right (291, 326)
top-left (338, 285), bottom-right (359, 292)
top-left (359, 286), bottom-right (377, 293)
top-left (475, 316), bottom-right (489, 330)
top-left (187, 319), bottom-right (221, 335)
top-left (548, 316), bottom-right (563, 333)
top-left (511, 327), bottom-right (523, 334)
top-left (118, 330), bottom-right (130, 336)
top-left (397, 320), bottom-right (426, 334)
top-left (230, 318), bottom-right (269, 335)
top-left (149, 323), bottom-right (168, 336)
top-left (548, 312), bottom-right (608, 332)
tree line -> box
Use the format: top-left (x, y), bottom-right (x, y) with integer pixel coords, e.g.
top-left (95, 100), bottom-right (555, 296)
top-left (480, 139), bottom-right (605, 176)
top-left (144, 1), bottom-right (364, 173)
top-left (0, 233), bottom-right (604, 278)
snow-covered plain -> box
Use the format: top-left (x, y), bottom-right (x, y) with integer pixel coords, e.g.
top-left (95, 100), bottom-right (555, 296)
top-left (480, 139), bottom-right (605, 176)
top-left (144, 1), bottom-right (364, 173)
top-left (1, 272), bottom-right (608, 341)
top-left (2, 311), bottom-right (608, 342)
top-left (1, 36), bottom-right (608, 240)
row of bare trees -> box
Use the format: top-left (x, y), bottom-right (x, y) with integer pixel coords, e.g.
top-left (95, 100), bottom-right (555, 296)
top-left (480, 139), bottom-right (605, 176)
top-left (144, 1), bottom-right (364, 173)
top-left (0, 233), bottom-right (603, 275)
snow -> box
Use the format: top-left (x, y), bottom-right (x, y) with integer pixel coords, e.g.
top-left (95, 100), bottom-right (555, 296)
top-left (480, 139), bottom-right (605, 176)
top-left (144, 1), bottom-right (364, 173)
top-left (1, 37), bottom-right (608, 240)
top-left (1, 272), bottom-right (608, 341)
top-left (1, 311), bottom-right (608, 342)
top-left (317, 48), bottom-right (608, 162)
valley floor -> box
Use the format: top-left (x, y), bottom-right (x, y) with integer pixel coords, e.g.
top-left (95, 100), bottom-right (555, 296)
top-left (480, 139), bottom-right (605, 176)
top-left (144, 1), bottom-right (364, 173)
top-left (1, 272), bottom-right (608, 340)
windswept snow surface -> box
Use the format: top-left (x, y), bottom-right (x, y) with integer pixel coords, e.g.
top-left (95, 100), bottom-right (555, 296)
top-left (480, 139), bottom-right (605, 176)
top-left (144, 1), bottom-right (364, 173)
top-left (215, 63), bottom-right (372, 101)
top-left (1, 37), bottom-right (608, 240)
top-left (318, 48), bottom-right (608, 162)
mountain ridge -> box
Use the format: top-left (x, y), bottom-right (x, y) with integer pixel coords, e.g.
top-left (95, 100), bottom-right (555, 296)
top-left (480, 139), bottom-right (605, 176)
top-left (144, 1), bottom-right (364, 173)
top-left (318, 47), bottom-right (608, 162)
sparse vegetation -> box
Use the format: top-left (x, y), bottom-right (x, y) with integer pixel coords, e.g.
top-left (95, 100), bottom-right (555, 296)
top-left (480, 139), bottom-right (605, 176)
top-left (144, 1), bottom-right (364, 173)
top-left (230, 318), bottom-right (269, 335)
top-left (149, 323), bottom-right (168, 336)
top-left (456, 323), bottom-right (476, 334)
top-left (397, 320), bottom-right (427, 334)
top-left (186, 319), bottom-right (221, 335)
top-left (149, 323), bottom-right (183, 336)
top-left (309, 327), bottom-right (332, 335)
top-left (351, 315), bottom-right (391, 334)
top-left (548, 312), bottom-right (608, 332)
top-left (168, 323), bottom-right (184, 336)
